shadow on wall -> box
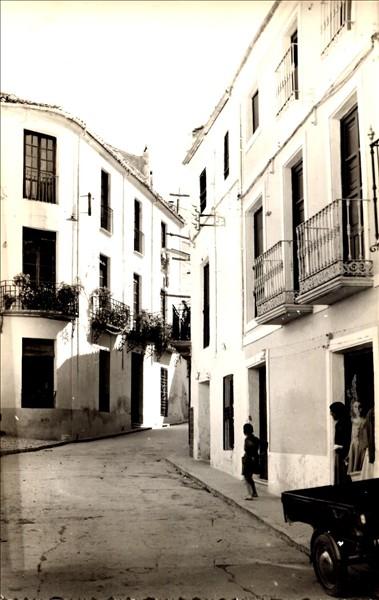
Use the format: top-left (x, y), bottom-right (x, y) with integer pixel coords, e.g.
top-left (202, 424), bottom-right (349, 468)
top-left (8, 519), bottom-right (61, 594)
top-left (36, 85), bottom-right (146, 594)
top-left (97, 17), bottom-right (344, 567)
top-left (1, 348), bottom-right (132, 441)
top-left (1, 347), bottom-right (190, 440)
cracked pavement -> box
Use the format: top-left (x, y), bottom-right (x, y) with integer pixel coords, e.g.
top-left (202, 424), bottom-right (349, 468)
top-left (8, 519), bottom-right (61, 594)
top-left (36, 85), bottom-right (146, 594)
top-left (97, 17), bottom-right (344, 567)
top-left (0, 425), bottom-right (374, 599)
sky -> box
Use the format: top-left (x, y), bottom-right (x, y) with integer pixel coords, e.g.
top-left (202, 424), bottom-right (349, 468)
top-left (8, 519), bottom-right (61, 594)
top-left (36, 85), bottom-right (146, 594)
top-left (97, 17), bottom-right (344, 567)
top-left (1, 0), bottom-right (269, 198)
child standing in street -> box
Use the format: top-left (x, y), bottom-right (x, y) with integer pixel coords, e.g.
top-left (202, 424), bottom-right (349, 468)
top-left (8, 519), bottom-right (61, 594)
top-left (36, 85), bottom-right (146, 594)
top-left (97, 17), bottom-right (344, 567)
top-left (241, 422), bottom-right (260, 500)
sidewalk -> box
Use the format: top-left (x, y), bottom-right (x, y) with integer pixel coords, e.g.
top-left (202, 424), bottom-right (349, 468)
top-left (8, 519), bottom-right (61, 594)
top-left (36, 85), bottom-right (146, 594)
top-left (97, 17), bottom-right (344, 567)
top-left (165, 453), bottom-right (312, 556)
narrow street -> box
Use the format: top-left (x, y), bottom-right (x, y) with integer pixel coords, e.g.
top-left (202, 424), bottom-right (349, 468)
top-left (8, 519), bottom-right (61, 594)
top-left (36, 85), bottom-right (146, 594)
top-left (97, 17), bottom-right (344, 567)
top-left (0, 426), bottom-right (370, 599)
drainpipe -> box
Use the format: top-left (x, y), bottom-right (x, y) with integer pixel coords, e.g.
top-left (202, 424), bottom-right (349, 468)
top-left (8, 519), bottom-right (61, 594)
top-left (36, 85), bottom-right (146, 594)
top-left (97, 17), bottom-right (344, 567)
top-left (213, 149), bottom-right (218, 358)
top-left (239, 106), bottom-right (245, 349)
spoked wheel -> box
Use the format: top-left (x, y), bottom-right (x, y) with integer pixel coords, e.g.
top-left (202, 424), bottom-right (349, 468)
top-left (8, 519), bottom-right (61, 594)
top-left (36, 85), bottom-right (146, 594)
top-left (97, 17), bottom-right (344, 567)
top-left (312, 532), bottom-right (348, 597)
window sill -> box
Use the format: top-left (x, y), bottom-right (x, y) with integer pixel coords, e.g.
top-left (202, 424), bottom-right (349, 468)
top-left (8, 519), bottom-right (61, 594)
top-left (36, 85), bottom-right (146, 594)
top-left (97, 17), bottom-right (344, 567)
top-left (100, 227), bottom-right (112, 237)
top-left (245, 128), bottom-right (261, 153)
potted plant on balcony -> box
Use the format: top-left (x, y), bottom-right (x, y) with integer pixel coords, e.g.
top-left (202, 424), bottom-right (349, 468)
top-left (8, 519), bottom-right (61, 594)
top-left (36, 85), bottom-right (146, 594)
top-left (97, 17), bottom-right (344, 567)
top-left (91, 287), bottom-right (130, 342)
top-left (122, 310), bottom-right (172, 358)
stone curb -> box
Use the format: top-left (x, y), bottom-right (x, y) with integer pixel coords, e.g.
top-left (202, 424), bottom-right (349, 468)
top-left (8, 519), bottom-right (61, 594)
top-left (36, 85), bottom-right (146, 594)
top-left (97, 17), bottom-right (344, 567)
top-left (0, 427), bottom-right (151, 456)
top-left (165, 457), bottom-right (310, 557)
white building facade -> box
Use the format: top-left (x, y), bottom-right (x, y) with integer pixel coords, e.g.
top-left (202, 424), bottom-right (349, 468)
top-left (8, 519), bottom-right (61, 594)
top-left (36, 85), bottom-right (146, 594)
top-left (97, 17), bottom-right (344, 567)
top-left (185, 0), bottom-right (379, 494)
top-left (1, 93), bottom-right (191, 440)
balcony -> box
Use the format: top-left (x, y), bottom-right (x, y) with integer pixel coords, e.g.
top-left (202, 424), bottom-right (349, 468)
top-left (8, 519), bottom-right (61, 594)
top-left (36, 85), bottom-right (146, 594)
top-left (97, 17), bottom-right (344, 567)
top-left (171, 304), bottom-right (191, 356)
top-left (296, 199), bottom-right (373, 305)
top-left (24, 168), bottom-right (57, 204)
top-left (321, 0), bottom-right (351, 53)
top-left (253, 241), bottom-right (313, 325)
top-left (100, 204), bottom-right (113, 233)
top-left (91, 289), bottom-right (130, 337)
top-left (276, 42), bottom-right (298, 114)
top-left (0, 279), bottom-right (79, 319)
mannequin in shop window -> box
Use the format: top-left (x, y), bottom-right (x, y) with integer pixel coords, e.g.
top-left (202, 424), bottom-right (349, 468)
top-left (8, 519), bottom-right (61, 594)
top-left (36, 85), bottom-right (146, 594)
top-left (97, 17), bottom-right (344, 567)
top-left (329, 402), bottom-right (351, 484)
top-left (360, 407), bottom-right (375, 480)
top-left (347, 400), bottom-right (368, 475)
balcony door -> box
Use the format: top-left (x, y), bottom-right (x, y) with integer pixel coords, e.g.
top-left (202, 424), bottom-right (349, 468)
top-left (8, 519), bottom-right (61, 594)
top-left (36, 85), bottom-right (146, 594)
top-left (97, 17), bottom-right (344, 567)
top-left (291, 160), bottom-right (304, 290)
top-left (23, 227), bottom-right (56, 285)
top-left (341, 105), bottom-right (364, 260)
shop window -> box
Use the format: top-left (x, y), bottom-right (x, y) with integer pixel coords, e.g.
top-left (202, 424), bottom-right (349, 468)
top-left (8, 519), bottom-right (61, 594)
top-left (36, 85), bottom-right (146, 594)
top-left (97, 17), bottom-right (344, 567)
top-left (344, 346), bottom-right (375, 476)
top-left (223, 374), bottom-right (234, 450)
top-left (99, 350), bottom-right (110, 412)
top-left (23, 130), bottom-right (56, 203)
top-left (160, 368), bottom-right (168, 417)
top-left (22, 338), bottom-right (55, 408)
top-left (23, 227), bottom-right (56, 285)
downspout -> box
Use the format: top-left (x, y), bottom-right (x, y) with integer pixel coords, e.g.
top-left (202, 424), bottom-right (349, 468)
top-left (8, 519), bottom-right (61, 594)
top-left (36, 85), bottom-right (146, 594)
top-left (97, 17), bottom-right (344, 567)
top-left (213, 149), bottom-right (218, 357)
top-left (239, 106), bottom-right (245, 349)
top-left (75, 131), bottom-right (81, 439)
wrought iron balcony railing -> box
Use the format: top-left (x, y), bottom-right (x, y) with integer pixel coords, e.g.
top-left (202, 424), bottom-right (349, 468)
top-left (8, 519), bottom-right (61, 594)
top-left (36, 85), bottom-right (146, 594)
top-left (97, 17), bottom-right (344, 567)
top-left (276, 42), bottom-right (298, 114)
top-left (134, 228), bottom-right (145, 253)
top-left (253, 240), bottom-right (295, 316)
top-left (100, 204), bottom-right (113, 233)
top-left (296, 198), bottom-right (373, 297)
top-left (0, 280), bottom-right (79, 317)
top-left (24, 168), bottom-right (57, 204)
top-left (91, 290), bottom-right (130, 334)
top-left (321, 0), bottom-right (351, 53)
top-left (172, 305), bottom-right (191, 341)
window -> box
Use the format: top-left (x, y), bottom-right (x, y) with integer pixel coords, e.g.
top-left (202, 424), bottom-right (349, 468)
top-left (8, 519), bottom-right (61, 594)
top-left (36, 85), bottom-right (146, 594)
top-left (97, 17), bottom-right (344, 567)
top-left (203, 262), bottom-right (210, 348)
top-left (100, 170), bottom-right (112, 232)
top-left (276, 27), bottom-right (299, 113)
top-left (134, 199), bottom-right (143, 253)
top-left (22, 338), bottom-right (55, 408)
top-left (291, 160), bottom-right (304, 290)
top-left (341, 105), bottom-right (364, 261)
top-left (253, 207), bottom-right (263, 316)
top-left (24, 130), bottom-right (56, 203)
top-left (23, 227), bottom-right (56, 285)
top-left (223, 374), bottom-right (234, 450)
top-left (99, 254), bottom-right (109, 288)
top-left (133, 273), bottom-right (141, 318)
top-left (99, 350), bottom-right (110, 412)
top-left (199, 168), bottom-right (207, 214)
top-left (161, 222), bottom-right (167, 249)
top-left (160, 368), bottom-right (168, 417)
top-left (223, 132), bottom-right (229, 179)
top-left (321, 0), bottom-right (351, 52)
top-left (252, 91), bottom-right (260, 134)
top-left (160, 289), bottom-right (166, 322)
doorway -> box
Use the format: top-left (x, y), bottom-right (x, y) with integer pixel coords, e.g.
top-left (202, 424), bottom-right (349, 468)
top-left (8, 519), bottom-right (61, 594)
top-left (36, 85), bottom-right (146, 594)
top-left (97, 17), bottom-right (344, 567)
top-left (198, 381), bottom-right (210, 461)
top-left (248, 364), bottom-right (268, 480)
top-left (131, 352), bottom-right (144, 426)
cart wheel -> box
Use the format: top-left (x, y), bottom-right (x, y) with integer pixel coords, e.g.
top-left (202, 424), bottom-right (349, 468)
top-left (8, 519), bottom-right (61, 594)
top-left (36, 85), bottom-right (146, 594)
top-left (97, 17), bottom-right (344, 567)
top-left (312, 532), bottom-right (347, 597)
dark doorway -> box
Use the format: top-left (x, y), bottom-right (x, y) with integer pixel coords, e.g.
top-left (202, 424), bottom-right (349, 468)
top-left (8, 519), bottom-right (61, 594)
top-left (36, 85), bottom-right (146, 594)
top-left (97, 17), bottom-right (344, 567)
top-left (99, 350), bottom-right (110, 412)
top-left (131, 352), bottom-right (144, 425)
top-left (22, 338), bottom-right (55, 408)
top-left (258, 366), bottom-right (268, 480)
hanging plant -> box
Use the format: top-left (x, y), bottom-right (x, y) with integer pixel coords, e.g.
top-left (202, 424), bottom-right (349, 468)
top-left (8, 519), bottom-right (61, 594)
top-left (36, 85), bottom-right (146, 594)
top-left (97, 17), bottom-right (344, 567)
top-left (120, 310), bottom-right (172, 358)
top-left (91, 288), bottom-right (130, 342)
